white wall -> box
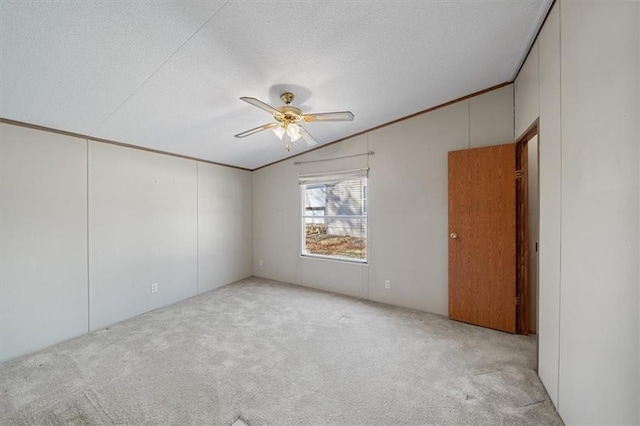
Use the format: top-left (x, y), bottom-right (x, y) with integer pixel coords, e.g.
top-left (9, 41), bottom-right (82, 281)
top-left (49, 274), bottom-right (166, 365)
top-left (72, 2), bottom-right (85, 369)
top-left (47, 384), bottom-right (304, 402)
top-left (559, 2), bottom-right (638, 423)
top-left (515, 41), bottom-right (539, 138)
top-left (1, 124), bottom-right (88, 361)
top-left (516, 1), bottom-right (563, 406)
top-left (515, 1), bottom-right (640, 423)
top-left (252, 135), bottom-right (370, 299)
top-left (89, 142), bottom-right (198, 330)
top-left (253, 84), bottom-right (514, 316)
top-left (197, 161), bottom-right (253, 293)
top-left (537, 2), bottom-right (563, 408)
top-left (0, 123), bottom-right (253, 360)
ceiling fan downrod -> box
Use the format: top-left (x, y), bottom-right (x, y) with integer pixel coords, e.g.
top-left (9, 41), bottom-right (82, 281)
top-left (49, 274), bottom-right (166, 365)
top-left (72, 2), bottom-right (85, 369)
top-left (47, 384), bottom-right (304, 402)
top-left (280, 92), bottom-right (294, 105)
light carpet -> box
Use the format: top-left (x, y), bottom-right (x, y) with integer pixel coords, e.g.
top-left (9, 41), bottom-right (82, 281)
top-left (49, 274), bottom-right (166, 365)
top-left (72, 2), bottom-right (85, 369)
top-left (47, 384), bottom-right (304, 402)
top-left (0, 277), bottom-right (563, 425)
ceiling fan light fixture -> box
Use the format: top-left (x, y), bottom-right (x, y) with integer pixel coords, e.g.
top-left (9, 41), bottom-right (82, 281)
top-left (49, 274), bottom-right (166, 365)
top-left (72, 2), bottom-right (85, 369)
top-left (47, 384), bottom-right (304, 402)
top-left (273, 125), bottom-right (286, 140)
top-left (287, 123), bottom-right (302, 142)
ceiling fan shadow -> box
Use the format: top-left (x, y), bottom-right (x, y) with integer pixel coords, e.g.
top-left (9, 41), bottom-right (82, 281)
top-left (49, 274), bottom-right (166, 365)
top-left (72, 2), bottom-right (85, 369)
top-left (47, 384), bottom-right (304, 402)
top-left (269, 84), bottom-right (312, 107)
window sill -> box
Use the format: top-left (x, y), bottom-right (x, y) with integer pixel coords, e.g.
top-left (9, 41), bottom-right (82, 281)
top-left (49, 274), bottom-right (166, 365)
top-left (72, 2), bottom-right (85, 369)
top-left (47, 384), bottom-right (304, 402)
top-left (300, 253), bottom-right (368, 265)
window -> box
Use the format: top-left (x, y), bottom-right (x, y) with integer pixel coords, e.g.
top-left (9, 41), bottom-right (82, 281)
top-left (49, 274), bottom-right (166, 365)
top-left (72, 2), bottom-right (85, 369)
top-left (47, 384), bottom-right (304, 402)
top-left (300, 169), bottom-right (368, 262)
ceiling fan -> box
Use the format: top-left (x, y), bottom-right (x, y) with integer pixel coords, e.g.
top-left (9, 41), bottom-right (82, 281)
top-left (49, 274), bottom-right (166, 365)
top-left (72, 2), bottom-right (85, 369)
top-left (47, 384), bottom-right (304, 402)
top-left (234, 92), bottom-right (354, 151)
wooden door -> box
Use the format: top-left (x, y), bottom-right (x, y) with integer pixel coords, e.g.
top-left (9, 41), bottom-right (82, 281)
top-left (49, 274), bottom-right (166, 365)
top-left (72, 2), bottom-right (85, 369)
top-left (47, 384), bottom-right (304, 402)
top-left (448, 143), bottom-right (516, 333)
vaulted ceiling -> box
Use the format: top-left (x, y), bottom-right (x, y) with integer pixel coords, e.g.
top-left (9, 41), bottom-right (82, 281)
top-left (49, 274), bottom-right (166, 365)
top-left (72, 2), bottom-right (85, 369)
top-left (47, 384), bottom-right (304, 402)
top-left (0, 1), bottom-right (552, 170)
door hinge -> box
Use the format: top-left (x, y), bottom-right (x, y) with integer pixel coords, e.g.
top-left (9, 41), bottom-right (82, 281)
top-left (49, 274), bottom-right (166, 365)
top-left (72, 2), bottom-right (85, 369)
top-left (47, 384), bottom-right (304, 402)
top-left (515, 170), bottom-right (523, 180)
top-left (515, 296), bottom-right (521, 306)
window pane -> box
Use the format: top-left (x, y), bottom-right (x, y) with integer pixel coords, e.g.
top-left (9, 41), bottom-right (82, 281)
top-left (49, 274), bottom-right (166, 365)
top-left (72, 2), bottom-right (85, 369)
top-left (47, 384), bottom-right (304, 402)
top-left (304, 186), bottom-right (326, 210)
top-left (304, 217), bottom-right (367, 260)
top-left (302, 177), bottom-right (367, 261)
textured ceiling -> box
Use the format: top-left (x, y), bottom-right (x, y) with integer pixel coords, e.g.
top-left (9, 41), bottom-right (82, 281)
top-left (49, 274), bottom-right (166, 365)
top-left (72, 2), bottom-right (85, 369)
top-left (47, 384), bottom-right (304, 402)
top-left (0, 1), bottom-right (552, 170)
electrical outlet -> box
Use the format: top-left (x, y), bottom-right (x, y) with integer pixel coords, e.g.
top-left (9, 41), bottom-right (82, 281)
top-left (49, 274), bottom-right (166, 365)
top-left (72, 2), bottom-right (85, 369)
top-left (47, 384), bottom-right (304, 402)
top-left (384, 280), bottom-right (391, 289)
top-left (259, 259), bottom-right (263, 267)
top-left (151, 283), bottom-right (158, 294)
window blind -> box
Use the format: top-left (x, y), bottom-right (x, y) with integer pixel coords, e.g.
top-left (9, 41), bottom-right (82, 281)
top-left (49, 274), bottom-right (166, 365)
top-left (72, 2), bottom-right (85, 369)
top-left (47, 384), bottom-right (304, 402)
top-left (298, 168), bottom-right (369, 186)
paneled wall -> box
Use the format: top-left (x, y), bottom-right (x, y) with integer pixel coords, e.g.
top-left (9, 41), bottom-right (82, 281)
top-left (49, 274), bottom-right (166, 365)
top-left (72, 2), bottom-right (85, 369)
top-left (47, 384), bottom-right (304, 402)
top-left (88, 142), bottom-right (198, 330)
top-left (558, 2), bottom-right (638, 423)
top-left (0, 123), bottom-right (253, 361)
top-left (515, 1), bottom-right (639, 423)
top-left (515, 41), bottom-right (539, 137)
top-left (516, 2), bottom-right (562, 407)
top-left (253, 84), bottom-right (514, 316)
top-left (0, 124), bottom-right (89, 361)
top-left (197, 161), bottom-right (253, 293)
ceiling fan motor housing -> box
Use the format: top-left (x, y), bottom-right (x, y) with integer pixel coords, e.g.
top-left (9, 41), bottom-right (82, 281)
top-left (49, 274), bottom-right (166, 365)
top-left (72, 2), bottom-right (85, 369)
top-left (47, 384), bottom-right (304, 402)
top-left (275, 105), bottom-right (303, 124)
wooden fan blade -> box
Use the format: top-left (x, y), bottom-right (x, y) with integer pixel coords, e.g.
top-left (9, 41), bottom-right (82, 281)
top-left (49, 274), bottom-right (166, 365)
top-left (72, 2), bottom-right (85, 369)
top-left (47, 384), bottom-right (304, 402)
top-left (302, 111), bottom-right (354, 122)
top-left (240, 97), bottom-right (281, 116)
top-left (299, 126), bottom-right (318, 147)
top-left (234, 122), bottom-right (279, 138)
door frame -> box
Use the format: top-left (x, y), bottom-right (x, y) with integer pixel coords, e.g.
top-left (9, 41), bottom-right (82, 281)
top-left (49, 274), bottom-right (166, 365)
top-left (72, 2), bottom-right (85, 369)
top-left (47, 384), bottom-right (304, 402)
top-left (515, 119), bottom-right (539, 335)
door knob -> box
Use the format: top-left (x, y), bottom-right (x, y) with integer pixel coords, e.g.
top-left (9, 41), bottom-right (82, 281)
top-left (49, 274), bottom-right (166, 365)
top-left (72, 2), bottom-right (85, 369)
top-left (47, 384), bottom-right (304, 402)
top-left (450, 232), bottom-right (458, 239)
